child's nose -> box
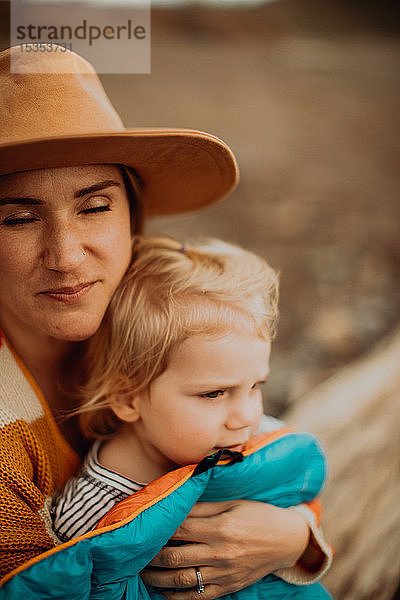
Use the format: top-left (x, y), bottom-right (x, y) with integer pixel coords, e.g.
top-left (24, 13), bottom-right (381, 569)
top-left (225, 393), bottom-right (262, 430)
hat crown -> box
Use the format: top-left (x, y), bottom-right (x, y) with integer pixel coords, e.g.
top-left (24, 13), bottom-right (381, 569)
top-left (0, 45), bottom-right (124, 144)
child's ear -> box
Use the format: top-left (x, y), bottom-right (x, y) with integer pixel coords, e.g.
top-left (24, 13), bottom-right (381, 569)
top-left (109, 392), bottom-right (141, 423)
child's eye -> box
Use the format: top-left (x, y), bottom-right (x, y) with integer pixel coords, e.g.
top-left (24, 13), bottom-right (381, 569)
top-left (201, 390), bottom-right (225, 399)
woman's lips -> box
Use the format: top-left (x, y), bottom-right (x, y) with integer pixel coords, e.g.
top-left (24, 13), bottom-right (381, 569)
top-left (39, 282), bottom-right (97, 304)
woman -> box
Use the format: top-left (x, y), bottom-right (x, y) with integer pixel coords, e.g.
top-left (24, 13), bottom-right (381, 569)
top-left (0, 45), bottom-right (331, 598)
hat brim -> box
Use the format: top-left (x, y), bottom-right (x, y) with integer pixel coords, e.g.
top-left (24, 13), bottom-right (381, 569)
top-left (0, 129), bottom-right (238, 217)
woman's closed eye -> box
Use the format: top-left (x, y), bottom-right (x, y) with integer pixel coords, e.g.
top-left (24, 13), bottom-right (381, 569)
top-left (80, 205), bottom-right (111, 215)
top-left (3, 212), bottom-right (39, 226)
top-left (79, 196), bottom-right (112, 215)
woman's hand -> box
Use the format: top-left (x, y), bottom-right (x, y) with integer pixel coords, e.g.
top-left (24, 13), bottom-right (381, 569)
top-left (140, 499), bottom-right (309, 599)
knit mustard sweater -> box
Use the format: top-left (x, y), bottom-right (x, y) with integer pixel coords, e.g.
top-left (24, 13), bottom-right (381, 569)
top-left (0, 333), bottom-right (79, 581)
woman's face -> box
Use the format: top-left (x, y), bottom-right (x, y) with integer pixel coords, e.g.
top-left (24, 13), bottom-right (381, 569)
top-left (0, 165), bottom-right (132, 343)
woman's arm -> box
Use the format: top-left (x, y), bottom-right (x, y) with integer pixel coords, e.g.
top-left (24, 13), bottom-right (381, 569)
top-left (140, 499), bottom-right (312, 599)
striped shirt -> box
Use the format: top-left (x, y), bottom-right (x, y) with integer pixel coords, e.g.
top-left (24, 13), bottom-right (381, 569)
top-left (52, 440), bottom-right (147, 542)
top-left (52, 415), bottom-right (283, 542)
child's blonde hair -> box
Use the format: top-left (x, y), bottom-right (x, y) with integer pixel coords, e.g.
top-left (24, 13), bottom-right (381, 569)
top-left (80, 236), bottom-right (279, 439)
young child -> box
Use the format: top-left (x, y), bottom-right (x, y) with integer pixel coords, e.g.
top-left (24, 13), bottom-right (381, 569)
top-left (52, 236), bottom-right (332, 597)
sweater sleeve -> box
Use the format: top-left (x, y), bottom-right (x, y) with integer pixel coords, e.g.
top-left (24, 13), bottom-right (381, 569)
top-left (275, 504), bottom-right (333, 584)
top-left (0, 409), bottom-right (60, 582)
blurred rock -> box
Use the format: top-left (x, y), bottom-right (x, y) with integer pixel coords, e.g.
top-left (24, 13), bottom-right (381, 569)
top-left (285, 326), bottom-right (400, 600)
top-left (305, 306), bottom-right (360, 359)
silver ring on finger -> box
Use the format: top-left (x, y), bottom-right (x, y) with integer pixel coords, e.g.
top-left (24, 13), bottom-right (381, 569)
top-left (194, 567), bottom-right (205, 594)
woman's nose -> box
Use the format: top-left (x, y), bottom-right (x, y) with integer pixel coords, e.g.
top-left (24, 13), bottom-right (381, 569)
top-left (42, 223), bottom-right (86, 272)
top-left (225, 393), bottom-right (262, 430)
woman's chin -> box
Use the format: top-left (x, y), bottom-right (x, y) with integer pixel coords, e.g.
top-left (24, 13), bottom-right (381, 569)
top-left (45, 315), bottom-right (103, 343)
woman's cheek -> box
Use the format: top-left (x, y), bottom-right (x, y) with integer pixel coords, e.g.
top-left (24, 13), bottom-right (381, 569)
top-left (0, 235), bottom-right (36, 277)
top-left (99, 221), bottom-right (132, 270)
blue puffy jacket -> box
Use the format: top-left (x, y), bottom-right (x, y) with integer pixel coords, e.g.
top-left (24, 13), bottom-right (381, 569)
top-left (0, 429), bottom-right (332, 599)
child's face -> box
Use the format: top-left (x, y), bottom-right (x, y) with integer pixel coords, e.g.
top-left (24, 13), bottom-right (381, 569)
top-left (133, 330), bottom-right (270, 473)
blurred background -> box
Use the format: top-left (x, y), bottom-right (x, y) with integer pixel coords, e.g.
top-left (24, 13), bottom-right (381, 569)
top-left (141, 0), bottom-right (400, 418)
top-left (1, 2), bottom-right (399, 597)
top-left (117, 0), bottom-right (399, 419)
top-left (145, 0), bottom-right (400, 420)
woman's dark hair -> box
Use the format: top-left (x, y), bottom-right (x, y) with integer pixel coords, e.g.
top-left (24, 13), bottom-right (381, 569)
top-left (117, 164), bottom-right (144, 235)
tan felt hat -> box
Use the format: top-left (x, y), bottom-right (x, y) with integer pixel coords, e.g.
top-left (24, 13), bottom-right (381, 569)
top-left (0, 46), bottom-right (239, 217)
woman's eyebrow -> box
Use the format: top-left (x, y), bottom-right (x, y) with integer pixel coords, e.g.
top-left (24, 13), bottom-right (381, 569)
top-left (0, 197), bottom-right (43, 206)
top-left (0, 181), bottom-right (122, 206)
top-left (74, 180), bottom-right (121, 198)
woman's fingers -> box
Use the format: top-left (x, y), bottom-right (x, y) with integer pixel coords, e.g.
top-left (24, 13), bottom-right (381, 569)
top-left (146, 543), bottom-right (215, 569)
top-left (141, 563), bottom-right (249, 600)
top-left (171, 501), bottom-right (239, 543)
top-left (171, 518), bottom-right (218, 545)
top-left (141, 565), bottom-right (213, 589)
top-left (158, 584), bottom-right (222, 600)
top-left (141, 566), bottom-right (228, 600)
top-left (186, 500), bottom-right (236, 518)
